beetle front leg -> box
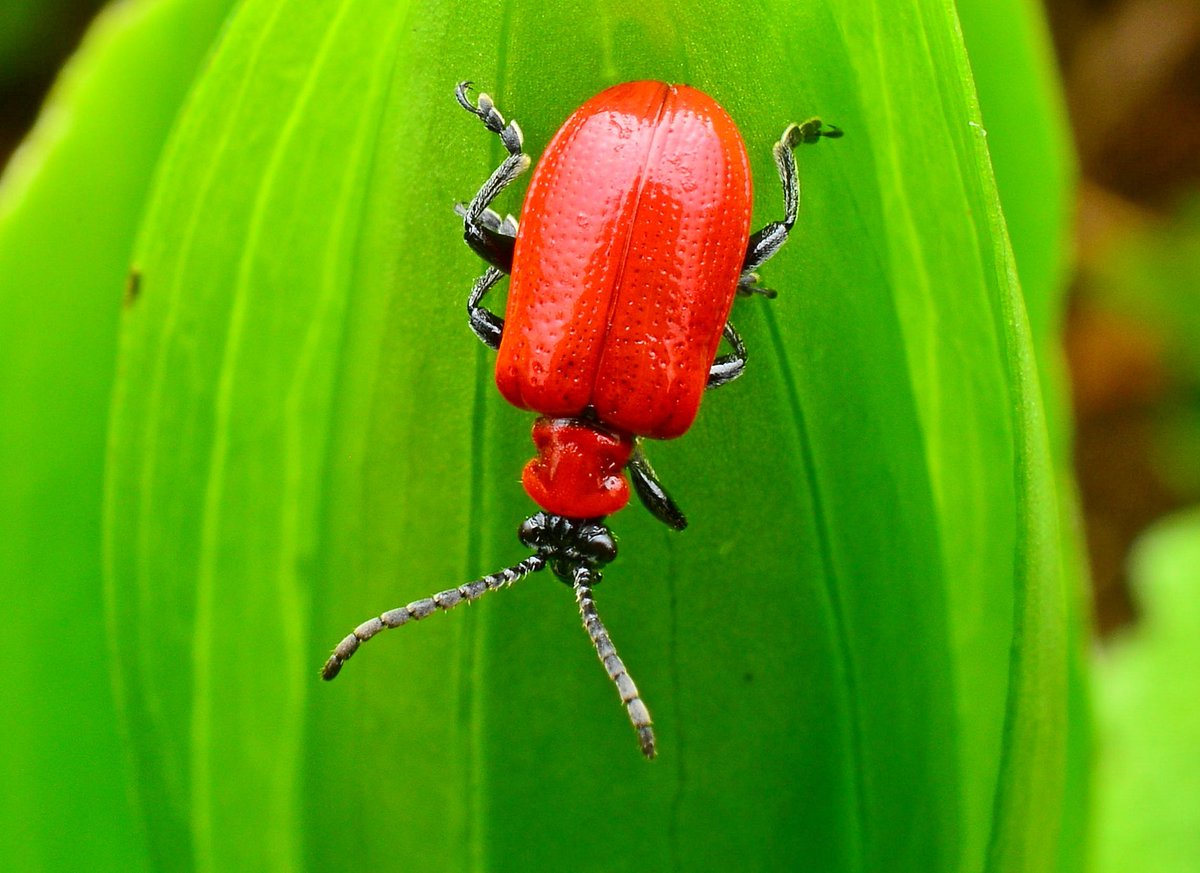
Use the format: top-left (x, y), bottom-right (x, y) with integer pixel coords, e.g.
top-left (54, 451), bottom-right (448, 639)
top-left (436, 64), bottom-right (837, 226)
top-left (628, 443), bottom-right (688, 531)
top-left (456, 82), bottom-right (531, 273)
top-left (740, 118), bottom-right (841, 283)
top-left (707, 322), bottom-right (747, 390)
top-left (468, 266), bottom-right (505, 350)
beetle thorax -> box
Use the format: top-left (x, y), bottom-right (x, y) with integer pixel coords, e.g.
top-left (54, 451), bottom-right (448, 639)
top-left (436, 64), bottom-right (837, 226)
top-left (521, 417), bottom-right (634, 519)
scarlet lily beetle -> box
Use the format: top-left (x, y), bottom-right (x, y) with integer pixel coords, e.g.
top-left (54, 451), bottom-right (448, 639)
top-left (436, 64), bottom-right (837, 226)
top-left (322, 80), bottom-right (839, 758)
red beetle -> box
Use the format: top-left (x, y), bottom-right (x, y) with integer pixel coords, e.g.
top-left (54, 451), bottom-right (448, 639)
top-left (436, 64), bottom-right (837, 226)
top-left (323, 80), bottom-right (839, 758)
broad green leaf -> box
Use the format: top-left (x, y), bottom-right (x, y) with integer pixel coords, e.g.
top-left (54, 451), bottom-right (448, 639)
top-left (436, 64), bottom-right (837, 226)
top-left (0, 0), bottom-right (236, 869)
top-left (957, 0), bottom-right (1074, 353)
top-left (99, 1), bottom-right (1075, 871)
top-left (957, 3), bottom-right (1089, 871)
top-left (1092, 509), bottom-right (1200, 873)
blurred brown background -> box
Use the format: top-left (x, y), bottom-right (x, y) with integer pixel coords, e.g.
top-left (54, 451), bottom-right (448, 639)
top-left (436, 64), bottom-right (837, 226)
top-left (1049, 0), bottom-right (1200, 634)
top-left (3, 0), bottom-right (1197, 638)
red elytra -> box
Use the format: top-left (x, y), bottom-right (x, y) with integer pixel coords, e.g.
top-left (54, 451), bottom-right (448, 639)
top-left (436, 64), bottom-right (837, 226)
top-left (323, 80), bottom-right (839, 760)
top-left (499, 83), bottom-right (752, 436)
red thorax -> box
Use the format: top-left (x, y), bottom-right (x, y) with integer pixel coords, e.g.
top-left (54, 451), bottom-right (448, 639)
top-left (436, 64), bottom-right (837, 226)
top-left (522, 417), bottom-right (634, 518)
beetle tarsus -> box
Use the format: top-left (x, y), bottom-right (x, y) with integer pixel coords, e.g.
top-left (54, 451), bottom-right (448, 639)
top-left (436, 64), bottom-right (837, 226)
top-left (456, 81), bottom-right (524, 155)
top-left (455, 202), bottom-right (519, 238)
top-left (785, 118), bottom-right (843, 147)
top-left (741, 115), bottom-right (840, 276)
top-left (736, 273), bottom-right (778, 298)
top-left (457, 82), bottom-right (531, 294)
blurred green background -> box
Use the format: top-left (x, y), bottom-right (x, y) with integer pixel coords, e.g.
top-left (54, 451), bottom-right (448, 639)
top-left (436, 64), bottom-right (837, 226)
top-left (0, 0), bottom-right (1196, 871)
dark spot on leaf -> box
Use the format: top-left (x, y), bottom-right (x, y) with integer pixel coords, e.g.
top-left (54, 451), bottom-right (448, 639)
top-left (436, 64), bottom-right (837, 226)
top-left (124, 268), bottom-right (142, 308)
top-left (743, 672), bottom-right (753, 684)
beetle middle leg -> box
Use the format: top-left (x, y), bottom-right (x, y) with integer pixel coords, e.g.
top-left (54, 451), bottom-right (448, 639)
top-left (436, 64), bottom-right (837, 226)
top-left (740, 118), bottom-right (841, 288)
top-left (455, 82), bottom-right (531, 274)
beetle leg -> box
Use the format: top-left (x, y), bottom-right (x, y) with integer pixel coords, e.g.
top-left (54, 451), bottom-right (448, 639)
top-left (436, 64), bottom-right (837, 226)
top-left (454, 203), bottom-right (519, 273)
top-left (707, 321), bottom-right (747, 390)
top-left (741, 118), bottom-right (841, 278)
top-left (456, 82), bottom-right (531, 274)
top-left (468, 266), bottom-right (506, 350)
top-left (736, 270), bottom-right (778, 299)
top-left (628, 443), bottom-right (688, 531)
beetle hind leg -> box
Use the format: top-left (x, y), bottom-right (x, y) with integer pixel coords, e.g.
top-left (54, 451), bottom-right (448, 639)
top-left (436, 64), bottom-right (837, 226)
top-left (456, 82), bottom-right (531, 274)
top-left (740, 118), bottom-right (841, 279)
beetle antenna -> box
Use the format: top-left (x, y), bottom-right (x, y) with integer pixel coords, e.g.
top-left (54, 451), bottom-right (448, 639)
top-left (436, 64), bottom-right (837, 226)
top-left (572, 566), bottom-right (657, 759)
top-left (322, 554), bottom-right (547, 680)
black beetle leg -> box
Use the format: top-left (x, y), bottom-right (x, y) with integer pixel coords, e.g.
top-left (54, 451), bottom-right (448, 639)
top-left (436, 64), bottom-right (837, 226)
top-left (707, 322), bottom-right (747, 390)
top-left (455, 81), bottom-right (530, 274)
top-left (735, 270), bottom-right (778, 299)
top-left (740, 118), bottom-right (841, 281)
top-left (628, 442), bottom-right (688, 531)
top-left (467, 266), bottom-right (505, 351)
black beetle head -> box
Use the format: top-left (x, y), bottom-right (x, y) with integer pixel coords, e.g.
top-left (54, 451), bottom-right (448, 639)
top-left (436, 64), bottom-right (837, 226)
top-left (518, 511), bottom-right (617, 582)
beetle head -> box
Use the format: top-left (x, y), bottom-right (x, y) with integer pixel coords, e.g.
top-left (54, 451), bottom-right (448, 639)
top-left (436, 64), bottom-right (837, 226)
top-left (518, 511), bottom-right (617, 582)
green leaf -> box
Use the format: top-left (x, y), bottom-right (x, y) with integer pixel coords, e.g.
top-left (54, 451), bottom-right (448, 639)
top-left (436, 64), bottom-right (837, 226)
top-left (957, 3), bottom-right (1089, 871)
top-left (957, 0), bottom-right (1074, 353)
top-left (1092, 509), bottom-right (1200, 873)
top-left (0, 0), bottom-right (235, 869)
top-left (96, 1), bottom-right (1076, 871)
